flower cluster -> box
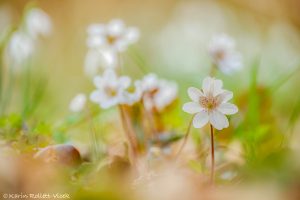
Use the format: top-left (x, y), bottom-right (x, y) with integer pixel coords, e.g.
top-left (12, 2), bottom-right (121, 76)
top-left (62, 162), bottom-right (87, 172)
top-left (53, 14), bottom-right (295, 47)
top-left (6, 8), bottom-right (52, 69)
top-left (74, 19), bottom-right (179, 112)
top-left (89, 70), bottom-right (178, 110)
top-left (87, 19), bottom-right (139, 52)
top-left (90, 69), bottom-right (139, 108)
top-left (68, 18), bottom-right (240, 184)
top-left (84, 19), bottom-right (140, 77)
top-left (136, 73), bottom-right (178, 112)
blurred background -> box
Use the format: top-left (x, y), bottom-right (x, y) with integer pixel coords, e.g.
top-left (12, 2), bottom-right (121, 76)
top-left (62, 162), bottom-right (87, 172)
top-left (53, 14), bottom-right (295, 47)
top-left (1, 0), bottom-right (300, 118)
top-left (1, 0), bottom-right (300, 199)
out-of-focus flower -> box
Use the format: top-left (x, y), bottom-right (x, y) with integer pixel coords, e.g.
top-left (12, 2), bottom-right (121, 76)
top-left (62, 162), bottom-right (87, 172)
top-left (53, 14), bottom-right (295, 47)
top-left (7, 31), bottom-right (35, 67)
top-left (208, 34), bottom-right (242, 74)
top-left (25, 8), bottom-right (52, 38)
top-left (84, 48), bottom-right (117, 77)
top-left (84, 19), bottom-right (139, 77)
top-left (90, 69), bottom-right (141, 109)
top-left (87, 19), bottom-right (139, 52)
top-left (121, 81), bottom-right (143, 106)
top-left (69, 93), bottom-right (87, 112)
top-left (183, 77), bottom-right (238, 130)
top-left (136, 73), bottom-right (178, 112)
top-left (5, 8), bottom-right (52, 70)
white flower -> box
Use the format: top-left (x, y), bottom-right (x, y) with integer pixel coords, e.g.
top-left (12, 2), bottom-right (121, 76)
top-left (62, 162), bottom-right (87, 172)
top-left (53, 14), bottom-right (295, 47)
top-left (86, 19), bottom-right (139, 52)
top-left (25, 8), bottom-right (52, 38)
top-left (84, 48), bottom-right (117, 77)
top-left (90, 69), bottom-right (140, 109)
top-left (137, 73), bottom-right (178, 112)
top-left (208, 34), bottom-right (242, 74)
top-left (182, 77), bottom-right (238, 130)
top-left (5, 8), bottom-right (52, 70)
top-left (69, 93), bottom-right (87, 112)
top-left (6, 31), bottom-right (35, 67)
top-left (121, 81), bottom-right (143, 106)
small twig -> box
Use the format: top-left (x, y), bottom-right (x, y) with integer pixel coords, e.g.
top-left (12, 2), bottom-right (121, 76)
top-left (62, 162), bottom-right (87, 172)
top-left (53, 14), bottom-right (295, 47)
top-left (118, 105), bottom-right (138, 166)
top-left (141, 99), bottom-right (157, 139)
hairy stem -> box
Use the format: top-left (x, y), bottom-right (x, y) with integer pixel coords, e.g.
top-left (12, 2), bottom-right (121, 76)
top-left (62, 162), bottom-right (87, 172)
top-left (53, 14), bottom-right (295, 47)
top-left (210, 63), bottom-right (217, 77)
top-left (210, 124), bottom-right (215, 184)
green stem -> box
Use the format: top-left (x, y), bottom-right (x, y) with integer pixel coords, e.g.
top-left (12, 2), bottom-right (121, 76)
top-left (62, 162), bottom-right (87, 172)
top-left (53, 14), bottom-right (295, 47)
top-left (1, 66), bottom-right (14, 115)
top-left (210, 63), bottom-right (217, 77)
top-left (22, 61), bottom-right (31, 119)
top-left (87, 105), bottom-right (100, 161)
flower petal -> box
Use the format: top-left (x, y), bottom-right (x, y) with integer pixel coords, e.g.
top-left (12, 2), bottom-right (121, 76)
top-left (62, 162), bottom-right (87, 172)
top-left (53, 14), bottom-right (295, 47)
top-left (124, 27), bottom-right (140, 43)
top-left (218, 103), bottom-right (238, 115)
top-left (103, 69), bottom-right (117, 84)
top-left (93, 76), bottom-right (103, 88)
top-left (219, 52), bottom-right (242, 74)
top-left (107, 19), bottom-right (125, 36)
top-left (69, 93), bottom-right (86, 112)
top-left (202, 77), bottom-right (223, 96)
top-left (90, 90), bottom-right (102, 103)
top-left (182, 102), bottom-right (203, 114)
top-left (217, 90), bottom-right (233, 103)
top-left (202, 77), bottom-right (213, 95)
top-left (187, 87), bottom-right (203, 102)
top-left (87, 24), bottom-right (105, 35)
top-left (119, 76), bottom-right (131, 89)
top-left (209, 111), bottom-right (229, 130)
top-left (100, 97), bottom-right (119, 109)
top-left (193, 111), bottom-right (209, 128)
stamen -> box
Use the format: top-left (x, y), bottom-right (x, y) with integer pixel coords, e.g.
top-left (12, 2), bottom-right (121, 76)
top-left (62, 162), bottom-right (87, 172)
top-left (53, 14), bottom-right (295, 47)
top-left (199, 95), bottom-right (218, 110)
top-left (104, 86), bottom-right (117, 97)
top-left (215, 50), bottom-right (225, 61)
top-left (107, 35), bottom-right (117, 44)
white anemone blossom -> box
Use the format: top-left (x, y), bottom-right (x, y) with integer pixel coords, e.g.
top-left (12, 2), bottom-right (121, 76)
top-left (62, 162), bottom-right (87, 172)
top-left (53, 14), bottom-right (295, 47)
top-left (183, 77), bottom-right (238, 130)
top-left (87, 19), bottom-right (140, 52)
top-left (90, 69), bottom-right (141, 109)
top-left (208, 34), bottom-right (242, 75)
top-left (25, 8), bottom-right (52, 38)
top-left (6, 8), bottom-right (52, 69)
top-left (136, 73), bottom-right (178, 112)
top-left (69, 93), bottom-right (87, 112)
top-left (7, 31), bottom-right (35, 67)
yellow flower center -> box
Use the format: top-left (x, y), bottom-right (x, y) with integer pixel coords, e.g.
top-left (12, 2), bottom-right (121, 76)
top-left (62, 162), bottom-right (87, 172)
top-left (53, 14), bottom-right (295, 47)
top-left (215, 50), bottom-right (225, 61)
top-left (105, 86), bottom-right (117, 97)
top-left (148, 87), bottom-right (159, 97)
top-left (199, 95), bottom-right (218, 110)
top-left (106, 35), bottom-right (117, 45)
